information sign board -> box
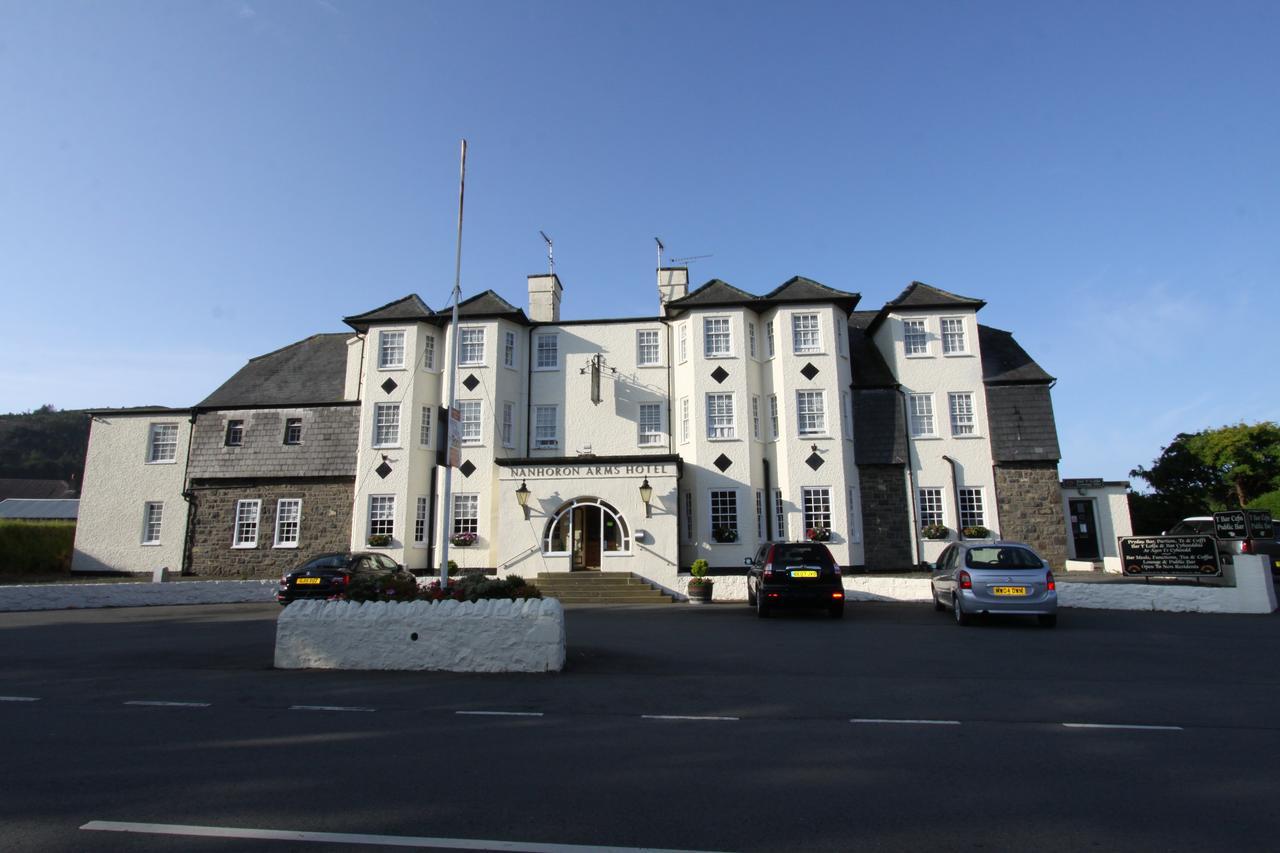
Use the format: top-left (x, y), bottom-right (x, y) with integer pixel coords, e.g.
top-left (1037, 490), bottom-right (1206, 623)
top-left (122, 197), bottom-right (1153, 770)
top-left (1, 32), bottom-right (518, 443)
top-left (1213, 511), bottom-right (1249, 541)
top-left (1246, 510), bottom-right (1274, 539)
top-left (1120, 536), bottom-right (1221, 577)
top-left (447, 406), bottom-right (462, 468)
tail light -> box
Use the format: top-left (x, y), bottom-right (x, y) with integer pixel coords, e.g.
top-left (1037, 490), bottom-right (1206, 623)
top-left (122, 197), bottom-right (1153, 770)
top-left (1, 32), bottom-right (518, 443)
top-left (831, 591), bottom-right (844, 600)
top-left (958, 570), bottom-right (972, 590)
top-left (335, 573), bottom-right (351, 586)
top-left (762, 562), bottom-right (774, 579)
top-left (279, 575), bottom-right (288, 586)
top-left (1241, 539), bottom-right (1253, 554)
top-left (1046, 571), bottom-right (1056, 591)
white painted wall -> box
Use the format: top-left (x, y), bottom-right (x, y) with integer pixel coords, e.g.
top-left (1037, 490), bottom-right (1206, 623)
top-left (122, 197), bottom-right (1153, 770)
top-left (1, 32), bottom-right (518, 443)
top-left (1063, 484), bottom-right (1133, 560)
top-left (0, 579), bottom-right (276, 611)
top-left (72, 413), bottom-right (191, 574)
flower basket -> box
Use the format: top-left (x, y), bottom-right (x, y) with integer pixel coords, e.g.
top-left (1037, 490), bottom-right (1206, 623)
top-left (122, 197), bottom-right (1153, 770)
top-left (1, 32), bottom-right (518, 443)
top-left (922, 524), bottom-right (950, 541)
top-left (450, 532), bottom-right (478, 547)
top-left (712, 526), bottom-right (738, 544)
top-left (366, 533), bottom-right (392, 547)
top-left (962, 525), bottom-right (991, 539)
top-left (806, 527), bottom-right (831, 542)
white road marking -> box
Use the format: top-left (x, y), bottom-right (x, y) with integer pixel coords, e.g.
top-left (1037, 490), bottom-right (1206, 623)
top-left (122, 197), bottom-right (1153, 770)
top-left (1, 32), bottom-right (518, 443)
top-left (641, 714), bottom-right (739, 721)
top-left (123, 701), bottom-right (211, 708)
top-left (850, 718), bottom-right (961, 726)
top-left (1062, 722), bottom-right (1183, 731)
top-left (0, 696), bottom-right (41, 702)
top-left (456, 710), bottom-right (545, 717)
top-left (289, 704), bottom-right (376, 713)
top-left (80, 820), bottom-right (729, 852)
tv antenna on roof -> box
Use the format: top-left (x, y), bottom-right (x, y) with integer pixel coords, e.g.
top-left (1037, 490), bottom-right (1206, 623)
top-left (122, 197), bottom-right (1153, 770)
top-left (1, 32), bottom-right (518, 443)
top-left (670, 253), bottom-right (713, 266)
top-left (539, 231), bottom-right (554, 275)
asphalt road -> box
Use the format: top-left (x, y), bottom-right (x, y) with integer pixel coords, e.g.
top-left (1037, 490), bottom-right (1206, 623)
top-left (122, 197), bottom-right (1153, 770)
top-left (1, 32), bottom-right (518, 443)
top-left (1, 601), bottom-right (1278, 852)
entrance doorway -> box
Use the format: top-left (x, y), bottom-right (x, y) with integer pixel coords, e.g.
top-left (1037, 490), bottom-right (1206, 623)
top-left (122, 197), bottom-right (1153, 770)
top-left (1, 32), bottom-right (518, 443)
top-left (1069, 498), bottom-right (1100, 560)
top-left (543, 498), bottom-right (631, 570)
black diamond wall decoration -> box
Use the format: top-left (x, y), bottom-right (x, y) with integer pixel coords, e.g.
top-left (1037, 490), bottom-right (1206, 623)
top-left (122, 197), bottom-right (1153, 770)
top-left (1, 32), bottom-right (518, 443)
top-left (806, 452), bottom-right (825, 471)
top-left (380, 377), bottom-right (398, 394)
top-left (462, 374), bottom-right (480, 392)
top-left (714, 453), bottom-right (733, 472)
top-left (800, 362), bottom-right (820, 381)
top-left (375, 461), bottom-right (393, 479)
top-left (458, 460), bottom-right (476, 478)
top-left (710, 366), bottom-right (729, 384)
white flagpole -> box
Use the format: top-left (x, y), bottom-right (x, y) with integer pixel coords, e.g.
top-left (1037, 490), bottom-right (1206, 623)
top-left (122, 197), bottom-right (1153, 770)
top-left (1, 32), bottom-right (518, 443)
top-left (439, 139), bottom-right (467, 589)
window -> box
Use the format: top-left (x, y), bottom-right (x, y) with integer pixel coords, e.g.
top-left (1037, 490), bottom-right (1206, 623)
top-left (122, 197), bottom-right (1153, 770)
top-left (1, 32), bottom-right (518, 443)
top-left (751, 395), bottom-right (761, 440)
top-left (284, 418), bottom-right (302, 445)
top-left (949, 392), bottom-right (976, 436)
top-left (459, 327), bottom-right (485, 365)
top-left (534, 405), bottom-right (558, 448)
top-left (903, 319), bottom-right (928, 355)
top-left (842, 392), bottom-right (853, 440)
top-left (148, 423), bottom-right (178, 463)
top-left (637, 330), bottom-right (660, 366)
top-left (378, 330), bottom-right (405, 369)
top-left (452, 494), bottom-right (478, 537)
top-left (274, 499), bottom-right (301, 548)
top-left (769, 394), bottom-right (779, 439)
top-left (504, 330), bottom-right (515, 368)
top-left (959, 488), bottom-right (985, 529)
top-left (638, 402), bottom-right (663, 446)
top-left (459, 400), bottom-right (482, 445)
top-left (802, 487), bottom-right (832, 536)
top-left (423, 333), bottom-right (436, 370)
top-left (369, 495), bottom-right (395, 540)
top-left (908, 394), bottom-right (935, 438)
top-left (225, 420), bottom-right (244, 447)
top-left (420, 406), bottom-right (433, 448)
top-left (141, 502), bottom-right (163, 545)
top-left (542, 498), bottom-right (630, 555)
top-left (678, 323), bottom-right (688, 363)
top-left (706, 393), bottom-right (735, 439)
top-left (704, 316), bottom-right (731, 357)
top-left (755, 490), bottom-right (765, 539)
top-left (232, 499), bottom-right (261, 548)
top-left (709, 490), bottom-right (738, 538)
top-left (941, 317), bottom-right (967, 354)
top-left (766, 320), bottom-right (775, 358)
top-left (679, 397), bottom-right (690, 444)
top-left (373, 403), bottom-right (401, 447)
top-left (774, 489), bottom-right (786, 540)
top-left (839, 323), bottom-right (849, 357)
top-left (918, 488), bottom-right (944, 528)
top-left (535, 333), bottom-right (559, 369)
top-left (748, 322), bottom-right (757, 358)
top-left (502, 401), bottom-right (515, 448)
top-left (414, 496), bottom-right (428, 544)
top-left (796, 390), bottom-right (826, 436)
top-left (683, 493), bottom-right (695, 543)
top-left (847, 487), bottom-right (862, 543)
top-left (792, 313), bottom-right (821, 354)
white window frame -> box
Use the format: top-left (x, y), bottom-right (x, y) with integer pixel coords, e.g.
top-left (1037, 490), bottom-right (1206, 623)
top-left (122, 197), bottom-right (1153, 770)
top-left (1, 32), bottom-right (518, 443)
top-left (534, 405), bottom-right (559, 449)
top-left (705, 392), bottom-right (736, 440)
top-left (419, 406), bottom-right (433, 448)
top-left (791, 312), bottom-right (821, 354)
top-left (801, 486), bottom-right (832, 538)
top-left (274, 498), bottom-right (301, 548)
top-left (678, 323), bottom-right (688, 363)
top-left (796, 390), bottom-right (827, 437)
top-left (637, 329), bottom-right (660, 366)
top-left (842, 391), bottom-right (853, 440)
top-left (369, 495), bottom-right (396, 541)
top-left (378, 329), bottom-right (406, 370)
top-left (452, 493), bottom-right (479, 537)
top-left (458, 400), bottom-right (483, 446)
top-left (225, 419), bottom-right (244, 447)
top-left (503, 330), bottom-right (516, 369)
top-left (708, 489), bottom-right (739, 540)
top-left (703, 316), bottom-right (732, 358)
top-left (903, 318), bottom-right (929, 356)
top-left (414, 496), bottom-right (428, 546)
top-left (949, 391), bottom-right (977, 437)
top-left (679, 397), bottom-right (690, 445)
top-left (773, 489), bottom-right (786, 540)
top-left (769, 394), bottom-right (780, 440)
top-left (502, 401), bottom-right (515, 448)
top-left (755, 490), bottom-right (765, 539)
top-left (748, 321), bottom-right (758, 359)
top-left (373, 402), bottom-right (401, 448)
top-left (638, 402), bottom-right (663, 446)
top-left (751, 395), bottom-right (761, 440)
top-left (908, 393), bottom-right (936, 438)
top-left (284, 417), bottom-right (303, 445)
top-left (941, 316), bottom-right (968, 355)
top-left (683, 492), bottom-right (695, 543)
top-left (141, 501), bottom-right (164, 545)
top-left (766, 320), bottom-right (776, 358)
top-left (534, 332), bottom-right (559, 370)
top-left (232, 499), bottom-right (261, 549)
top-left (959, 487), bottom-right (986, 529)
top-left (918, 487), bottom-right (945, 529)
top-left (458, 326), bottom-right (486, 366)
top-left (147, 423), bottom-right (178, 463)
top-left (423, 333), bottom-right (436, 370)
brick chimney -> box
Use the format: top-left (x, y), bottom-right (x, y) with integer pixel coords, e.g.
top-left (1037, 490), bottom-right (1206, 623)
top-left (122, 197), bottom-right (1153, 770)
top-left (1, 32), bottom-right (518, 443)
top-left (658, 267), bottom-right (688, 315)
top-left (528, 273), bottom-right (563, 323)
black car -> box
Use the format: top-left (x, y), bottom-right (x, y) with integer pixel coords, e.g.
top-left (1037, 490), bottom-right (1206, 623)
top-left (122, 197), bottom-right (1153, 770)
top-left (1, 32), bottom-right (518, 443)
top-left (276, 552), bottom-right (409, 605)
top-left (745, 541), bottom-right (845, 618)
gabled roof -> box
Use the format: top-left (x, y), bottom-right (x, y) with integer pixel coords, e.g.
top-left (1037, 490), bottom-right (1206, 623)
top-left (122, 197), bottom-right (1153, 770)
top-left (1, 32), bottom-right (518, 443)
top-left (866, 281), bottom-right (986, 334)
top-left (343, 294), bottom-right (434, 332)
top-left (665, 276), bottom-right (859, 316)
top-left (762, 276), bottom-right (860, 313)
top-left (436, 289), bottom-right (529, 325)
top-left (979, 325), bottom-right (1055, 385)
top-left (666, 278), bottom-right (757, 311)
top-left (197, 333), bottom-right (351, 409)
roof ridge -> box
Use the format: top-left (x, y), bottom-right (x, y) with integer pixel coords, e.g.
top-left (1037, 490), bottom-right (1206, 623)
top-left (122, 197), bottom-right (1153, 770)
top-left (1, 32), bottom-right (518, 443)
top-left (343, 293), bottom-right (432, 323)
top-left (245, 333), bottom-right (349, 364)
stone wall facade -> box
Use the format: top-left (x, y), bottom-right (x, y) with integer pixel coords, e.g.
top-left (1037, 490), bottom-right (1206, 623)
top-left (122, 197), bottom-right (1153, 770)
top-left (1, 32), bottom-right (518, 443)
top-left (187, 478), bottom-right (355, 578)
top-left (993, 461), bottom-right (1067, 569)
top-left (857, 464), bottom-right (914, 571)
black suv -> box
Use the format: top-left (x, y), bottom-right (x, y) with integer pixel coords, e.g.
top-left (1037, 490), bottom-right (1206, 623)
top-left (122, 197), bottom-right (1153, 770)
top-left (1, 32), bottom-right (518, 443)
top-left (745, 542), bottom-right (845, 618)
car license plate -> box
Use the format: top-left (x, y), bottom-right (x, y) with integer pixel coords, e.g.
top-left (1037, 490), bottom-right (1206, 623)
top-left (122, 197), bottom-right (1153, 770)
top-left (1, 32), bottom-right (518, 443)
top-left (991, 586), bottom-right (1027, 596)
top-left (296, 577), bottom-right (322, 585)
top-left (791, 570), bottom-right (818, 578)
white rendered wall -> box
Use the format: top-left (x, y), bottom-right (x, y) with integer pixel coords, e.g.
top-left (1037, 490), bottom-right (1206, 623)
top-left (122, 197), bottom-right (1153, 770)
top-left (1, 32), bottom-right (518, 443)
top-left (1062, 485), bottom-right (1133, 560)
top-left (72, 413), bottom-right (191, 574)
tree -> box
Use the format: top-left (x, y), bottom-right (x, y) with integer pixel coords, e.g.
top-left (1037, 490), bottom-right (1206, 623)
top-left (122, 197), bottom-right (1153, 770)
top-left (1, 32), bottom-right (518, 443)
top-left (1184, 423), bottom-right (1280, 508)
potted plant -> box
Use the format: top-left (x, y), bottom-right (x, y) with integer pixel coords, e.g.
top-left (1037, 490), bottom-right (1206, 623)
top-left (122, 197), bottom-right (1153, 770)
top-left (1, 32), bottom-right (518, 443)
top-left (807, 527), bottom-right (831, 542)
top-left (962, 525), bottom-right (992, 539)
top-left (687, 558), bottom-right (713, 604)
top-left (712, 526), bottom-right (738, 544)
top-left (450, 531), bottom-right (478, 547)
top-left (922, 523), bottom-right (950, 541)
top-left (367, 533), bottom-right (392, 547)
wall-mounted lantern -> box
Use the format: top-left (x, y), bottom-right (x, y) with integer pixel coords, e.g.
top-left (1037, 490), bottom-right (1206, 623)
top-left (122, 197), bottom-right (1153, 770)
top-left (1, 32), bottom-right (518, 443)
top-left (639, 478), bottom-right (653, 518)
top-left (515, 480), bottom-right (531, 520)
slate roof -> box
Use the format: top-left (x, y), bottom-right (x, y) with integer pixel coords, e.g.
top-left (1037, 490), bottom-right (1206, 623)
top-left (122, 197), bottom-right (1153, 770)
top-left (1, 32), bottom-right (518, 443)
top-left (985, 384), bottom-right (1061, 462)
top-left (0, 478), bottom-right (76, 501)
top-left (978, 325), bottom-right (1055, 384)
top-left (852, 389), bottom-right (908, 465)
top-left (84, 406), bottom-right (190, 416)
top-left (866, 281), bottom-right (987, 335)
top-left (440, 289), bottom-right (529, 325)
top-left (197, 333), bottom-right (352, 409)
top-left (847, 311), bottom-right (898, 389)
top-left (664, 277), bottom-right (859, 316)
top-left (0, 498), bottom-right (79, 520)
top-left (343, 294), bottom-right (434, 332)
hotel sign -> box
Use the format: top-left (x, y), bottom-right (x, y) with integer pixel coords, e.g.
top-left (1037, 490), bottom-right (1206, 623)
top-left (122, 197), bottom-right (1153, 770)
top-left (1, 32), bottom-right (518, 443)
top-left (505, 463), bottom-right (673, 479)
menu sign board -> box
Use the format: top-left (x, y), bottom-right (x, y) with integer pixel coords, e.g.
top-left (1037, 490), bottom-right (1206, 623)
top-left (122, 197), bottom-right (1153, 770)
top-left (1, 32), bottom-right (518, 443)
top-left (1120, 536), bottom-right (1221, 577)
top-left (1213, 511), bottom-right (1249, 540)
top-left (447, 407), bottom-right (462, 468)
top-left (1246, 510), bottom-right (1274, 539)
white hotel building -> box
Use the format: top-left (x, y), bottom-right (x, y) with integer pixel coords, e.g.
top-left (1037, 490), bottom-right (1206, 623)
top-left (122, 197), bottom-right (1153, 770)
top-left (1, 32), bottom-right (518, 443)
top-left (72, 269), bottom-right (1066, 589)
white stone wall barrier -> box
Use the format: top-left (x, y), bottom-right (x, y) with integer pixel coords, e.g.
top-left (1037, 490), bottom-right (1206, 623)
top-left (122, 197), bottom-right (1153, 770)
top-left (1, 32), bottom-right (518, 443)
top-left (0, 579), bottom-right (278, 612)
top-left (274, 597), bottom-right (567, 673)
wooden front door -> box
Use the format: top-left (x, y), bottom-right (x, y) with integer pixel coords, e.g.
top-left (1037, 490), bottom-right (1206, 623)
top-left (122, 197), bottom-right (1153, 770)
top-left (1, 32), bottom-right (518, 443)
top-left (1069, 499), bottom-right (1100, 560)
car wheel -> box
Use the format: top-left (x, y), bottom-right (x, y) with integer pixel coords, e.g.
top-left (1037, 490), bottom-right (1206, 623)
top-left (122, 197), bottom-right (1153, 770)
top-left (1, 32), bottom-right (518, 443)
top-left (953, 594), bottom-right (970, 626)
top-left (1038, 613), bottom-right (1057, 629)
top-left (756, 593), bottom-right (771, 619)
top-left (932, 586), bottom-right (944, 612)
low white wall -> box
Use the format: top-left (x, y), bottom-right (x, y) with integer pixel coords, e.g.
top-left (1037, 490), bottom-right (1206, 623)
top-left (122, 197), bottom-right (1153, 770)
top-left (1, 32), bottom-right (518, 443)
top-left (675, 575), bottom-right (933, 602)
top-left (0, 580), bottom-right (277, 612)
top-left (274, 597), bottom-right (566, 672)
top-left (1058, 555), bottom-right (1277, 614)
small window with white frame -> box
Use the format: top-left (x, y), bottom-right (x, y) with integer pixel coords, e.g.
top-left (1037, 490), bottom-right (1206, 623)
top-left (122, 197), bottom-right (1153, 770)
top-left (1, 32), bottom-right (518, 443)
top-left (703, 316), bottom-right (732, 357)
top-left (748, 321), bottom-right (757, 359)
top-left (284, 417), bottom-right (303, 445)
top-left (679, 397), bottom-right (690, 444)
top-left (683, 492), bottom-right (695, 543)
top-left (773, 489), bottom-right (786, 540)
top-left (766, 320), bottom-right (776, 358)
top-left (534, 332), bottom-right (559, 370)
top-left (678, 323), bottom-right (688, 363)
top-left (458, 400), bottom-right (482, 446)
top-left (949, 391), bottom-right (976, 436)
top-left (274, 498), bottom-right (301, 548)
top-left (769, 394), bottom-right (779, 439)
top-left (709, 489), bottom-right (738, 539)
top-left (796, 390), bottom-right (826, 436)
top-left (638, 402), bottom-right (663, 446)
top-left (941, 317), bottom-right (967, 355)
top-left (534, 405), bottom-right (558, 449)
top-left (637, 329), bottom-right (660, 366)
top-left (503, 330), bottom-right (516, 369)
top-left (706, 393), bottom-right (735, 439)
top-left (378, 330), bottom-right (406, 369)
top-left (225, 419), bottom-right (244, 447)
top-left (959, 488), bottom-right (985, 529)
top-left (908, 393), bottom-right (935, 438)
top-left (420, 405), bottom-right (433, 448)
top-left (414, 496), bottom-right (428, 545)
top-left (903, 318), bottom-right (929, 356)
top-left (751, 395), bottom-right (761, 440)
top-left (368, 495), bottom-right (395, 541)
top-left (423, 333), bottom-right (436, 370)
top-left (373, 402), bottom-right (401, 447)
top-left (458, 327), bottom-right (485, 366)
top-left (502, 401), bottom-right (515, 448)
top-left (452, 493), bottom-right (478, 537)
top-left (232, 499), bottom-right (261, 548)
top-left (792, 312), bottom-right (821, 354)
top-left (802, 487), bottom-right (832, 537)
top-left (918, 487), bottom-right (944, 528)
top-left (148, 423), bottom-right (178, 463)
top-left (755, 490), bottom-right (765, 539)
top-left (141, 501), bottom-right (164, 545)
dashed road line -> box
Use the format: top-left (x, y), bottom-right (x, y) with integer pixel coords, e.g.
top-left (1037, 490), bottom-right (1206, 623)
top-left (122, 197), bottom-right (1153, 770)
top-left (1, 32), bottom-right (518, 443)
top-left (0, 696), bottom-right (41, 702)
top-left (123, 701), bottom-right (211, 708)
top-left (1062, 722), bottom-right (1183, 731)
top-left (456, 710), bottom-right (545, 717)
top-left (851, 718), bottom-right (961, 726)
top-left (641, 714), bottom-right (740, 722)
top-left (289, 704), bottom-right (376, 713)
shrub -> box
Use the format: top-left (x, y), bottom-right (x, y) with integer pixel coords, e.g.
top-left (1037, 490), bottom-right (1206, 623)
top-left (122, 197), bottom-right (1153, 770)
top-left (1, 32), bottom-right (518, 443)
top-left (922, 523), bottom-right (950, 540)
top-left (0, 521), bottom-right (76, 576)
top-left (421, 573), bottom-right (541, 603)
top-left (366, 533), bottom-right (392, 547)
top-left (346, 571), bottom-right (419, 603)
top-left (962, 525), bottom-right (992, 539)
top-left (690, 558), bottom-right (709, 578)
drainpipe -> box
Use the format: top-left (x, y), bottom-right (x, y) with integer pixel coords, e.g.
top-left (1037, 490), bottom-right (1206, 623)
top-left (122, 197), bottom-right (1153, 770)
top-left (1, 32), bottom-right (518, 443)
top-left (942, 454), bottom-right (963, 541)
top-left (180, 410), bottom-right (199, 576)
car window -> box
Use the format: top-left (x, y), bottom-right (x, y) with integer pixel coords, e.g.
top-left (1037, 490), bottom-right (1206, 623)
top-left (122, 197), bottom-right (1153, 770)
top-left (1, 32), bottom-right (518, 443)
top-left (1169, 520), bottom-right (1213, 535)
top-left (936, 546), bottom-right (953, 571)
top-left (964, 546), bottom-right (1043, 569)
top-left (773, 544), bottom-right (834, 567)
top-left (375, 555), bottom-right (398, 571)
top-left (302, 554), bottom-right (349, 571)
top-left (353, 557), bottom-right (375, 572)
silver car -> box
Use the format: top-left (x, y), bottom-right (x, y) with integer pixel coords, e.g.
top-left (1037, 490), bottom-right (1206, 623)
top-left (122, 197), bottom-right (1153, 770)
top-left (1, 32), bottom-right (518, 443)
top-left (931, 541), bottom-right (1058, 628)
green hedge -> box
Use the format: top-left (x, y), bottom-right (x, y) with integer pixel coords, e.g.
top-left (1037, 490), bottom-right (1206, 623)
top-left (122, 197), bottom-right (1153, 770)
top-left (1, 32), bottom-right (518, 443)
top-left (0, 520), bottom-right (76, 576)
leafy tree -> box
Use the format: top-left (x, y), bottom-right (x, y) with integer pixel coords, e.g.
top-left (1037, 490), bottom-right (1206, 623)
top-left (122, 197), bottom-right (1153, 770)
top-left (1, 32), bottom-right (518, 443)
top-left (0, 406), bottom-right (91, 488)
top-left (1184, 423), bottom-right (1280, 508)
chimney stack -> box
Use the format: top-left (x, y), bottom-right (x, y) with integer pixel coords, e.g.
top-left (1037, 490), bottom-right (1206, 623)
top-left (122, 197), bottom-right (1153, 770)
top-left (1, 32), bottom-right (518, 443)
top-left (657, 267), bottom-right (688, 315)
top-left (528, 273), bottom-right (563, 323)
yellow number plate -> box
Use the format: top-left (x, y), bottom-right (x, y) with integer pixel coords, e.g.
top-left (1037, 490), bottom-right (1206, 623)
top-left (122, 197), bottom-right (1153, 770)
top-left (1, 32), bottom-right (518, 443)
top-left (991, 586), bottom-right (1027, 596)
top-left (791, 570), bottom-right (818, 578)
top-left (296, 577), bottom-right (322, 585)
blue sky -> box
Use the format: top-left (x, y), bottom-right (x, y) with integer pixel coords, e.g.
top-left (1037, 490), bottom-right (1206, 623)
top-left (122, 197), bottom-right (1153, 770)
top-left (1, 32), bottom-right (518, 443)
top-left (1, 1), bottom-right (1276, 480)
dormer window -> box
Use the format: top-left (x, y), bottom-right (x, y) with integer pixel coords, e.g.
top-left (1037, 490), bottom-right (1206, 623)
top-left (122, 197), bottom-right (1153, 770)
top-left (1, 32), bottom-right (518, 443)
top-left (225, 420), bottom-right (244, 447)
top-left (941, 317), bottom-right (967, 354)
top-left (378, 330), bottom-right (405, 369)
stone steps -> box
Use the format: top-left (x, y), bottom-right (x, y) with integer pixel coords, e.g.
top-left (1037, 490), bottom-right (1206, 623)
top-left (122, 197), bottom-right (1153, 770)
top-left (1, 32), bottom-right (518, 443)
top-left (535, 572), bottom-right (676, 605)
